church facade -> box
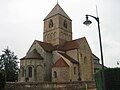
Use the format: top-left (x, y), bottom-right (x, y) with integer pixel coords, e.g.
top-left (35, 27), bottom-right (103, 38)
top-left (19, 4), bottom-right (94, 82)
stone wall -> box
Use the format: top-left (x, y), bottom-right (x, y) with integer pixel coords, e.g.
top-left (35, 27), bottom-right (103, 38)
top-left (5, 81), bottom-right (96, 90)
top-left (52, 67), bottom-right (70, 82)
top-left (66, 49), bottom-right (78, 61)
top-left (78, 40), bottom-right (94, 81)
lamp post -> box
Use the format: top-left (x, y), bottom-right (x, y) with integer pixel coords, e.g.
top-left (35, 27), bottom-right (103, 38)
top-left (117, 61), bottom-right (120, 65)
top-left (83, 15), bottom-right (106, 90)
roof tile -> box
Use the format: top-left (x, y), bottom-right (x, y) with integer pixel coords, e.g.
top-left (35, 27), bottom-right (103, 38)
top-left (35, 37), bottom-right (86, 52)
top-left (36, 40), bottom-right (53, 52)
top-left (63, 37), bottom-right (85, 50)
top-left (53, 57), bottom-right (69, 67)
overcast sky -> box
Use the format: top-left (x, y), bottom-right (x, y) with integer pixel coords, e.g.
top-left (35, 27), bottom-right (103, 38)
top-left (0, 0), bottom-right (120, 67)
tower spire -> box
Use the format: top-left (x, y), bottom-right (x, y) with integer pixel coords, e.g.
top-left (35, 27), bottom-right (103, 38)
top-left (43, 4), bottom-right (72, 45)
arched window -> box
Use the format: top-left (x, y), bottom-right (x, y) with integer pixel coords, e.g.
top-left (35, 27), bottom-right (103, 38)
top-left (53, 71), bottom-right (57, 78)
top-left (48, 34), bottom-right (50, 40)
top-left (50, 34), bottom-right (52, 39)
top-left (51, 33), bottom-right (53, 39)
top-left (84, 56), bottom-right (87, 63)
top-left (49, 19), bottom-right (53, 28)
top-left (28, 66), bottom-right (32, 77)
top-left (64, 20), bottom-right (67, 28)
top-left (53, 32), bottom-right (56, 38)
top-left (80, 54), bottom-right (82, 59)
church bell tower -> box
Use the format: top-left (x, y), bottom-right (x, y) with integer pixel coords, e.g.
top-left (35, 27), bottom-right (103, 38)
top-left (43, 4), bottom-right (72, 46)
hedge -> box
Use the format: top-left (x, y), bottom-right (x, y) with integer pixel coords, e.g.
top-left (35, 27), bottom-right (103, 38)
top-left (0, 71), bottom-right (6, 90)
top-left (95, 68), bottom-right (120, 90)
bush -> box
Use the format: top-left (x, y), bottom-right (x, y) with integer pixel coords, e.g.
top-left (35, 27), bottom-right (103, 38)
top-left (94, 70), bottom-right (102, 90)
top-left (0, 71), bottom-right (6, 90)
top-left (95, 68), bottom-right (120, 90)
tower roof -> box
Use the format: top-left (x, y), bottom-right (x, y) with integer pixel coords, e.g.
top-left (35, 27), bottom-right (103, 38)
top-left (44, 4), bottom-right (71, 20)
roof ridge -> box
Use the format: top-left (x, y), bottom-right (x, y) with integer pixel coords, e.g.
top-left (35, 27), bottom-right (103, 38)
top-left (35, 40), bottom-right (53, 52)
top-left (62, 37), bottom-right (86, 50)
top-left (69, 37), bottom-right (86, 42)
top-left (58, 52), bottom-right (79, 64)
top-left (35, 40), bottom-right (52, 45)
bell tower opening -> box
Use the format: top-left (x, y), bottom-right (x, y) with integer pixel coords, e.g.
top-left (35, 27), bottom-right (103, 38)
top-left (43, 4), bottom-right (72, 46)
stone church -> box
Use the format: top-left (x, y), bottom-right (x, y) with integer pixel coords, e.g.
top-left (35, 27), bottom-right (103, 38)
top-left (19, 3), bottom-right (94, 82)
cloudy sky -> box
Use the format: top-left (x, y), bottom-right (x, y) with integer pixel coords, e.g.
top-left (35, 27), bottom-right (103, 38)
top-left (0, 0), bottom-right (120, 67)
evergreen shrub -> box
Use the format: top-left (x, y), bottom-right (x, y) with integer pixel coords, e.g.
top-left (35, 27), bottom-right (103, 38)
top-left (95, 68), bottom-right (120, 90)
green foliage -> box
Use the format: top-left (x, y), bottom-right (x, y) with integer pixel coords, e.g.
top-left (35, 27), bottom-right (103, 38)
top-left (105, 68), bottom-right (120, 89)
top-left (94, 70), bottom-right (102, 90)
top-left (0, 70), bottom-right (6, 90)
top-left (0, 47), bottom-right (19, 82)
top-left (95, 68), bottom-right (120, 90)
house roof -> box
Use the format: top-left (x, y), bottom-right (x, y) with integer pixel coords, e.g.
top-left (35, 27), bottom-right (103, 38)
top-left (53, 45), bottom-right (65, 51)
top-left (63, 37), bottom-right (85, 50)
top-left (44, 3), bottom-right (71, 20)
top-left (53, 57), bottom-right (69, 67)
top-left (20, 49), bottom-right (43, 60)
top-left (34, 37), bottom-right (86, 52)
top-left (36, 40), bottom-right (53, 52)
top-left (58, 52), bottom-right (79, 64)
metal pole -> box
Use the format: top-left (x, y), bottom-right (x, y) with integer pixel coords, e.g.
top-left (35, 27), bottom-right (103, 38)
top-left (97, 18), bottom-right (106, 90)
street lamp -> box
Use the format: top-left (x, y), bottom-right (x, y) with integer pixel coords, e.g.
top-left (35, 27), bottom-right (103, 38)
top-left (83, 15), bottom-right (106, 90)
top-left (117, 61), bottom-right (120, 65)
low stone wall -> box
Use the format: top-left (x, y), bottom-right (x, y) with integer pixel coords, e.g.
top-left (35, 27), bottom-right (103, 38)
top-left (5, 81), bottom-right (96, 90)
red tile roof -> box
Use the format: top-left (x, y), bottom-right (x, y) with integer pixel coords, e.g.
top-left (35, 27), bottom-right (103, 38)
top-left (21, 37), bottom-right (87, 61)
top-left (63, 37), bottom-right (85, 50)
top-left (36, 37), bottom-right (86, 52)
top-left (36, 40), bottom-right (53, 52)
top-left (53, 45), bottom-right (65, 51)
top-left (53, 57), bottom-right (69, 67)
top-left (36, 37), bottom-right (85, 52)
